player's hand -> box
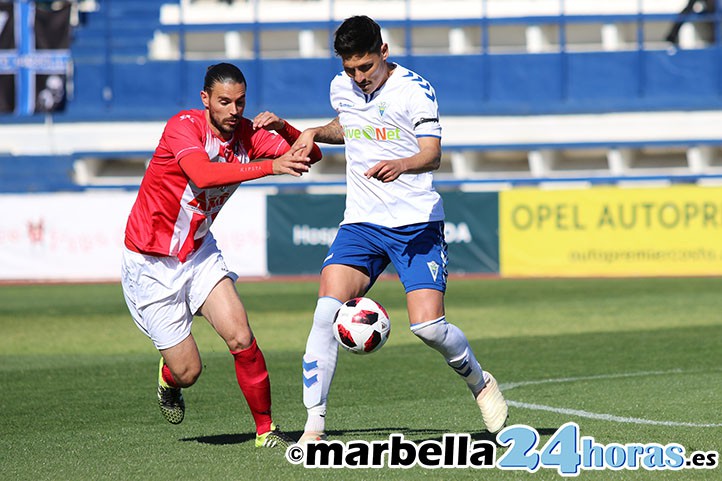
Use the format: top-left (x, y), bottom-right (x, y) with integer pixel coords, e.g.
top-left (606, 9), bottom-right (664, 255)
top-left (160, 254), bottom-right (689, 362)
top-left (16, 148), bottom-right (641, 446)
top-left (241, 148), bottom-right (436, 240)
top-left (273, 144), bottom-right (311, 176)
top-left (365, 159), bottom-right (406, 183)
top-left (291, 129), bottom-right (318, 158)
top-left (253, 111), bottom-right (285, 131)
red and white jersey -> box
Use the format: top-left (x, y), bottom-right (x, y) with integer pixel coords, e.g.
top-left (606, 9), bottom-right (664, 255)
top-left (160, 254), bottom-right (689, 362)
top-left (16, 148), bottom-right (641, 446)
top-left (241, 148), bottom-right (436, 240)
top-left (125, 109), bottom-right (289, 261)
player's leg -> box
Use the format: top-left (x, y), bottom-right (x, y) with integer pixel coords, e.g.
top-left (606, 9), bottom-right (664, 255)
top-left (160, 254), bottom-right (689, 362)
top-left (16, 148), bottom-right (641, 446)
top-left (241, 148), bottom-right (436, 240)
top-left (407, 289), bottom-right (486, 394)
top-left (406, 289), bottom-right (507, 432)
top-left (186, 234), bottom-right (289, 447)
top-left (389, 221), bottom-right (508, 433)
top-left (159, 334), bottom-right (202, 387)
top-left (301, 263), bottom-right (370, 443)
top-left (121, 247), bottom-right (198, 425)
top-left (200, 276), bottom-right (291, 448)
top-left (301, 224), bottom-right (389, 444)
top-left (407, 288), bottom-right (486, 397)
top-left (156, 334), bottom-right (202, 424)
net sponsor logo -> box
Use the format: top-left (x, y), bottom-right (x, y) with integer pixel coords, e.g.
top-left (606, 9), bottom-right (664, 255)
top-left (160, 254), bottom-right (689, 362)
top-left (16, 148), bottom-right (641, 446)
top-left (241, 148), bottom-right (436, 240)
top-left (344, 125), bottom-right (401, 141)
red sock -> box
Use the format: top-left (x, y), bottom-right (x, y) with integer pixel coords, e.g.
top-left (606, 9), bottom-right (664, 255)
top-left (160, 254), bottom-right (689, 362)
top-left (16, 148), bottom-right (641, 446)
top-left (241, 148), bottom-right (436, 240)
top-left (231, 338), bottom-right (273, 435)
top-left (162, 363), bottom-right (179, 388)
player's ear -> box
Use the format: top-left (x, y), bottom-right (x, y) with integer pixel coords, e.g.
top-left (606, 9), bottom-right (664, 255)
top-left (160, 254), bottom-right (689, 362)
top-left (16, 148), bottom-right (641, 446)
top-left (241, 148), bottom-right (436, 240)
top-left (200, 89), bottom-right (210, 109)
top-left (380, 43), bottom-right (389, 61)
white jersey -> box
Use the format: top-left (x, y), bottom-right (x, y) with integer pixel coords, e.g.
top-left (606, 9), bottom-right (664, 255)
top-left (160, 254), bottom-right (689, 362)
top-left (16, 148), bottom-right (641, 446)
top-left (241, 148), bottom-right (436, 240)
top-left (330, 63), bottom-right (444, 227)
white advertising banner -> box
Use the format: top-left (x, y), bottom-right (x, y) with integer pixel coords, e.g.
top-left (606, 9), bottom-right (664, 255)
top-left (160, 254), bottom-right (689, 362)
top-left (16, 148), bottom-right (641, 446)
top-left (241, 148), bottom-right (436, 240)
top-left (0, 190), bottom-right (268, 282)
top-left (211, 189), bottom-right (268, 279)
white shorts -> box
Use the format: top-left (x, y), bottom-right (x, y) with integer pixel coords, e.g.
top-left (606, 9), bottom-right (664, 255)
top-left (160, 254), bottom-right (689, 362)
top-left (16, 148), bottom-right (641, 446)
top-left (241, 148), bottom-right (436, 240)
top-left (120, 234), bottom-right (238, 350)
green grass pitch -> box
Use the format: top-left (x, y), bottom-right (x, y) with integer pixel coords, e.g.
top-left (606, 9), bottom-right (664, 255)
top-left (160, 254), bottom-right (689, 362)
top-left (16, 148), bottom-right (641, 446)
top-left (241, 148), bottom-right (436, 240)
top-left (1, 276), bottom-right (720, 480)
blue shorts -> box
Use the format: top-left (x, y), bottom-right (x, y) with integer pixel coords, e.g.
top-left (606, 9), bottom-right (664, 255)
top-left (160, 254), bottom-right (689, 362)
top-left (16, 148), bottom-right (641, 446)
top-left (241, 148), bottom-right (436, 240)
top-left (322, 221), bottom-right (448, 293)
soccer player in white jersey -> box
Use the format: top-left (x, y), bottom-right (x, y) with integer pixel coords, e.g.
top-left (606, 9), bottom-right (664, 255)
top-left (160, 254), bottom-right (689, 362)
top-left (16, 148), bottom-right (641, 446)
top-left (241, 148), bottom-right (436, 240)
top-left (121, 63), bottom-right (321, 449)
top-left (293, 16), bottom-right (509, 444)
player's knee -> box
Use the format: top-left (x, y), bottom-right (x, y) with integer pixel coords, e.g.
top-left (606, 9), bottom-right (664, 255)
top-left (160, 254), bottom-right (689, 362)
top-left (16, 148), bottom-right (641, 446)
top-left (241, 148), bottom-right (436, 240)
top-left (410, 316), bottom-right (447, 349)
top-left (313, 297), bottom-right (343, 328)
top-left (225, 331), bottom-right (254, 352)
top-left (173, 363), bottom-right (202, 387)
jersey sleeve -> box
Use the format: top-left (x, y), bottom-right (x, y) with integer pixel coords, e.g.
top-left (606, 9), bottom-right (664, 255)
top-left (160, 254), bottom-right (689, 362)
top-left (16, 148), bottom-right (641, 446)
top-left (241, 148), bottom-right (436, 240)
top-left (406, 79), bottom-right (442, 139)
top-left (329, 73), bottom-right (345, 114)
top-left (179, 152), bottom-right (273, 188)
top-left (248, 129), bottom-right (289, 160)
top-left (162, 113), bottom-right (207, 161)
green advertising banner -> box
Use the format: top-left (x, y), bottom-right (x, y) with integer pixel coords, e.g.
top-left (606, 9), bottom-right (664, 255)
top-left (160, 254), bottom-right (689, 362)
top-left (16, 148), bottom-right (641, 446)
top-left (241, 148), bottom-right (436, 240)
top-left (266, 192), bottom-right (499, 275)
top-left (442, 191), bottom-right (499, 273)
top-left (267, 194), bottom-right (345, 275)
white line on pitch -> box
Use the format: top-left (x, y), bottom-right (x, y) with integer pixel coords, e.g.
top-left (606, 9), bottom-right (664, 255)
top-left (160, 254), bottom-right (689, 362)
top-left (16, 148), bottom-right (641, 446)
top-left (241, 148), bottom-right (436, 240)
top-left (507, 400), bottom-right (722, 428)
top-left (500, 369), bottom-right (685, 391)
top-left (501, 369), bottom-right (722, 428)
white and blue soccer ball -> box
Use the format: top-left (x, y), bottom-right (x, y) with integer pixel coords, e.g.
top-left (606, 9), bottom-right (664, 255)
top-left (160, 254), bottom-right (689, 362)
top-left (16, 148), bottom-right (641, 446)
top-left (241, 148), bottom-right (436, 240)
top-left (332, 297), bottom-right (391, 355)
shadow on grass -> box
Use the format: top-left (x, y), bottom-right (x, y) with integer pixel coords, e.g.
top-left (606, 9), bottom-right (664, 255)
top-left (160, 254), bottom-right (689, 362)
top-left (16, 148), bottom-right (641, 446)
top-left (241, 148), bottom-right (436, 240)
top-left (422, 426), bottom-right (558, 445)
top-left (181, 426), bottom-right (559, 445)
top-left (181, 427), bottom-right (446, 445)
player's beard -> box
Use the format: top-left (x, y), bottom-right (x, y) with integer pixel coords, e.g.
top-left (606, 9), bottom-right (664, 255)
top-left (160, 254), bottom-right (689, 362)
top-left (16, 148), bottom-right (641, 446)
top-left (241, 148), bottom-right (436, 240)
top-left (210, 111), bottom-right (239, 138)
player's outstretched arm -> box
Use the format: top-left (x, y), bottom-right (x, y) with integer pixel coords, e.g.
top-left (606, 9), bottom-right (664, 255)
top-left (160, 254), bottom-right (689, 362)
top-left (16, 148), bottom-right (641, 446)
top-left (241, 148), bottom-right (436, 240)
top-left (364, 136), bottom-right (441, 183)
top-left (309, 117), bottom-right (345, 145)
top-left (179, 147), bottom-right (309, 187)
top-left (252, 111), bottom-right (323, 163)
top-left (179, 152), bottom-right (275, 188)
top-left (292, 117), bottom-right (345, 157)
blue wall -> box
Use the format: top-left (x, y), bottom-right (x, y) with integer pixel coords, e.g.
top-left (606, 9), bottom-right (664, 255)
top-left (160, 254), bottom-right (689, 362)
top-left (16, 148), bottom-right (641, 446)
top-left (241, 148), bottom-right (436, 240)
top-left (0, 155), bottom-right (80, 192)
top-left (61, 48), bottom-right (722, 121)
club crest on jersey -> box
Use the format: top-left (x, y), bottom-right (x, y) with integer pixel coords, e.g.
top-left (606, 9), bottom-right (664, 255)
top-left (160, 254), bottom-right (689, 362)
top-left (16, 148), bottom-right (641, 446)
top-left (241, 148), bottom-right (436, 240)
top-left (427, 261), bottom-right (440, 281)
top-left (378, 102), bottom-right (388, 117)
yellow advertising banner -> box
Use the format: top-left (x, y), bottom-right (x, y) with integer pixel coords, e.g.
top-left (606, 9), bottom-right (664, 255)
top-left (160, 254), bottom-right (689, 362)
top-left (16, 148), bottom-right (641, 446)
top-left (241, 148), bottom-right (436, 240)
top-left (499, 185), bottom-right (722, 277)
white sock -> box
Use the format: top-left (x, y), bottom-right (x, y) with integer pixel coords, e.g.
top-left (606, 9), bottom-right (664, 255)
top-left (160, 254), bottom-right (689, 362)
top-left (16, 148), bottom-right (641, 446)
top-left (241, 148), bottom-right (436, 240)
top-left (305, 406), bottom-right (327, 434)
top-left (411, 316), bottom-right (486, 397)
top-left (302, 296), bottom-right (342, 433)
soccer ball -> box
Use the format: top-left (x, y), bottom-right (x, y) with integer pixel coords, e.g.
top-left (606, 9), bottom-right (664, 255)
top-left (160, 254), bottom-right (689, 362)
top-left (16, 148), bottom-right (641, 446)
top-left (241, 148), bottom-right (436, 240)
top-left (332, 297), bottom-right (391, 355)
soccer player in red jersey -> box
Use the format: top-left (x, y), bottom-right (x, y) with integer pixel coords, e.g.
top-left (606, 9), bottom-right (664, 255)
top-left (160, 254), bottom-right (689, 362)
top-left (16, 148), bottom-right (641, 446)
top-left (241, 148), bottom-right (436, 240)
top-left (121, 63), bottom-right (321, 448)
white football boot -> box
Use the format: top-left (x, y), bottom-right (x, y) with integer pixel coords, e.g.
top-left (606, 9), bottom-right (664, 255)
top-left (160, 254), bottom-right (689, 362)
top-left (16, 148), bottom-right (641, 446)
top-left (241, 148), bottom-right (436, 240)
top-left (297, 431), bottom-right (327, 445)
top-left (475, 371), bottom-right (508, 433)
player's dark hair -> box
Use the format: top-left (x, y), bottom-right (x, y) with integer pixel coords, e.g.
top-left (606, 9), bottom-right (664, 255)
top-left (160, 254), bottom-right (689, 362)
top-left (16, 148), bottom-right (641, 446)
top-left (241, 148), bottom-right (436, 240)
top-left (203, 63), bottom-right (246, 92)
top-left (333, 15), bottom-right (383, 57)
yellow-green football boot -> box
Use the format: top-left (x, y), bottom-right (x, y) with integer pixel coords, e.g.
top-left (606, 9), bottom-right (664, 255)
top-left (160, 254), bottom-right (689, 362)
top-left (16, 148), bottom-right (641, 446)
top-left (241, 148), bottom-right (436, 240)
top-left (157, 358), bottom-right (185, 425)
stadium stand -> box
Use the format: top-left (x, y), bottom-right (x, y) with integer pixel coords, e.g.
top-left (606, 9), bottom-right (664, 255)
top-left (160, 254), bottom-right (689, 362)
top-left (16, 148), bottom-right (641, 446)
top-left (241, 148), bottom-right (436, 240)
top-left (2, 0), bottom-right (722, 191)
top-left (72, 0), bottom-right (165, 59)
